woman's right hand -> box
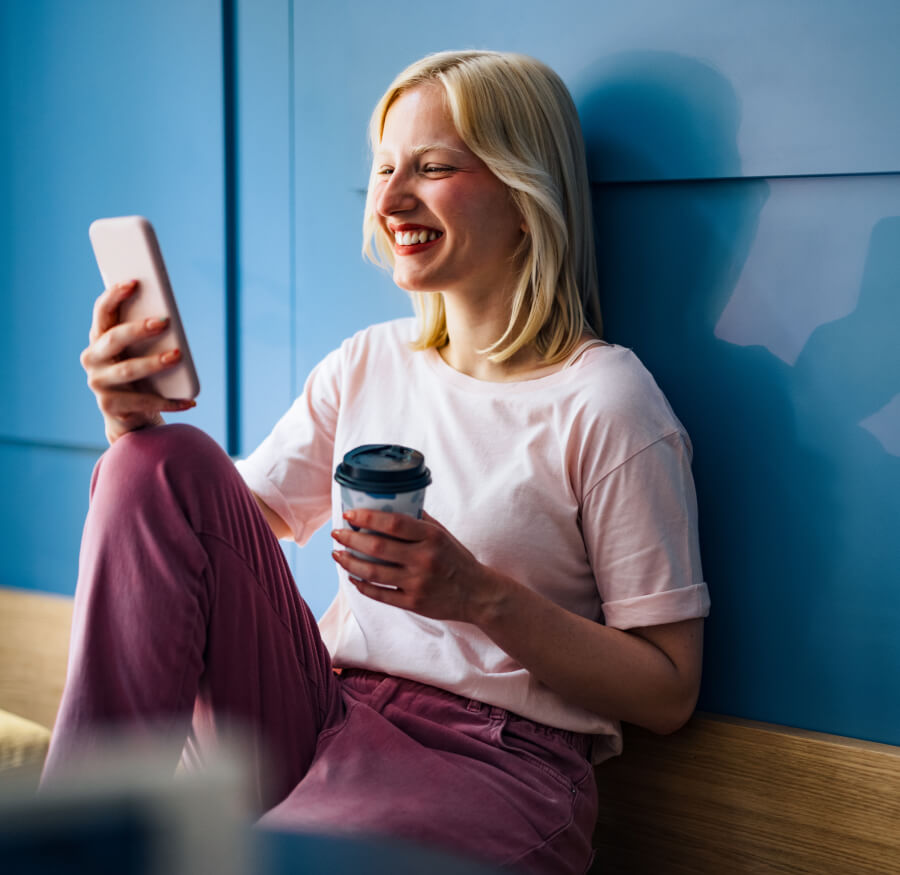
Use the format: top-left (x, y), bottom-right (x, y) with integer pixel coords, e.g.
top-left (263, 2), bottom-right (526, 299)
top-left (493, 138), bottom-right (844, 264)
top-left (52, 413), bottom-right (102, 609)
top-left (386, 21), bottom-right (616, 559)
top-left (80, 279), bottom-right (195, 444)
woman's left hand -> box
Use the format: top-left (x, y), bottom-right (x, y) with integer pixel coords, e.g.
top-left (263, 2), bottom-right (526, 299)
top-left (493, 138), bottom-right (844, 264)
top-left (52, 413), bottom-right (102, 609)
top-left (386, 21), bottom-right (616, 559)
top-left (331, 509), bottom-right (500, 624)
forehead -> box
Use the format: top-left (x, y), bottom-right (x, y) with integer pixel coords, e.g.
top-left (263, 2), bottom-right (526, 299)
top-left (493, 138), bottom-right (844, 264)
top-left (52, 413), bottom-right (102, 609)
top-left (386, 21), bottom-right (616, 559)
top-left (378, 84), bottom-right (467, 152)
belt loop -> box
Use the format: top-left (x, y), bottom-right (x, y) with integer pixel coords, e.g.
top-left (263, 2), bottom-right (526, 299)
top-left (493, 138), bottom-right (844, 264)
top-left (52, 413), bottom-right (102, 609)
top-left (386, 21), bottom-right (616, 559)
top-left (466, 699), bottom-right (482, 713)
top-left (488, 705), bottom-right (507, 720)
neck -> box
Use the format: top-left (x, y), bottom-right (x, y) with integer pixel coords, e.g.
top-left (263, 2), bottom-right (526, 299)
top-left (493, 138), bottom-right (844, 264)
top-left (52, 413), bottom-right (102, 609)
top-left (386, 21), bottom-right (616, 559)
top-left (438, 291), bottom-right (553, 382)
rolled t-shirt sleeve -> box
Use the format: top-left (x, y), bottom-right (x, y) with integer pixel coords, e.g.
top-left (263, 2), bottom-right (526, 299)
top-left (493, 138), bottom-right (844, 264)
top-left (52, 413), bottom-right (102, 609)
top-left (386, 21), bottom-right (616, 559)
top-left (234, 349), bottom-right (342, 545)
top-left (583, 430), bottom-right (710, 630)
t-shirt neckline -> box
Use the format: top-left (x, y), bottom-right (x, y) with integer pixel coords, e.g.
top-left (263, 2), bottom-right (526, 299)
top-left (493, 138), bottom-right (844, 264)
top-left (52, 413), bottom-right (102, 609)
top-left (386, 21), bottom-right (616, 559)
top-left (422, 339), bottom-right (609, 394)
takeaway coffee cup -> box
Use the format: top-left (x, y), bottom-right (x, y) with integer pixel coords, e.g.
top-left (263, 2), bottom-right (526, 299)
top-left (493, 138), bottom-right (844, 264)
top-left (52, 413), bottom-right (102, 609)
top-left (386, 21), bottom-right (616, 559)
top-left (334, 444), bottom-right (432, 563)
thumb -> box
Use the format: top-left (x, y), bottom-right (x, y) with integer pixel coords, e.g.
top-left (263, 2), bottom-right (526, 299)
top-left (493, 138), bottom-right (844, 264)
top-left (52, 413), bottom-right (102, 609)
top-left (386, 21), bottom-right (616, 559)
top-left (420, 509), bottom-right (446, 530)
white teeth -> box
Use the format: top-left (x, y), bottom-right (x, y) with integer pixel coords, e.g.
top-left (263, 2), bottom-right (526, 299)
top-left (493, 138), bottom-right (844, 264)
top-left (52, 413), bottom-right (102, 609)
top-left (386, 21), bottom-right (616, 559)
top-left (394, 229), bottom-right (441, 245)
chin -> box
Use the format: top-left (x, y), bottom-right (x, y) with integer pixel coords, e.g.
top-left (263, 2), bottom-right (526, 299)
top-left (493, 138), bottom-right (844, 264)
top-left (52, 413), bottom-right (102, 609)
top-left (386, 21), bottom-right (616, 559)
top-left (393, 272), bottom-right (440, 294)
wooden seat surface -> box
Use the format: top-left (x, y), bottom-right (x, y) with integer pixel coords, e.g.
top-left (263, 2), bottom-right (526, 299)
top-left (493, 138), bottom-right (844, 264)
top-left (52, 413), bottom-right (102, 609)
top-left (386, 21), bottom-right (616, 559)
top-left (592, 713), bottom-right (900, 874)
top-left (0, 587), bottom-right (73, 730)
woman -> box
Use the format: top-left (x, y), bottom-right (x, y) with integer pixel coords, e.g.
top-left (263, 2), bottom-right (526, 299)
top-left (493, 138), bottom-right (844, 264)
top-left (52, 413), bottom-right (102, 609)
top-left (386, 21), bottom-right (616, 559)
top-left (47, 51), bottom-right (709, 873)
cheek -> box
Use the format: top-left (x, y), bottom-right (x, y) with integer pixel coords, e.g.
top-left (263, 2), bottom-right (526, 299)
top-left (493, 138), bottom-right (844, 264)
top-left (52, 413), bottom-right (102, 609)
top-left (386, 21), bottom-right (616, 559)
top-left (460, 184), bottom-right (519, 233)
top-left (445, 199), bottom-right (502, 242)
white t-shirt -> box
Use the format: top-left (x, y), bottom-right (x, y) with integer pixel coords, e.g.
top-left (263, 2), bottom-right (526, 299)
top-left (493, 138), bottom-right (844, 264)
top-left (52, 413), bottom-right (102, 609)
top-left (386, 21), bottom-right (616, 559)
top-left (236, 318), bottom-right (709, 761)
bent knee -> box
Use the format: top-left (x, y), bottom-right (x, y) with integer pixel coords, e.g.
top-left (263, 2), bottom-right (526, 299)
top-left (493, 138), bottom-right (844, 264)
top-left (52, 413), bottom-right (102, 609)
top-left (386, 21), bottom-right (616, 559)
top-left (94, 425), bottom-right (234, 497)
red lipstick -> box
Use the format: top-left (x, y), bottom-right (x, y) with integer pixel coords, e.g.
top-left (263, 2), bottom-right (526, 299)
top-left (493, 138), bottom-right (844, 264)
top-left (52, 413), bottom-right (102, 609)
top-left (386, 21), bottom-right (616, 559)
top-left (389, 223), bottom-right (444, 254)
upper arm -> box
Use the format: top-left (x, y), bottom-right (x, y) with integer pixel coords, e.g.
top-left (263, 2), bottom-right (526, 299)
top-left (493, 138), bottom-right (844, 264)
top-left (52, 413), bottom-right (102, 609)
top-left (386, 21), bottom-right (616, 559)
top-left (253, 492), bottom-right (292, 541)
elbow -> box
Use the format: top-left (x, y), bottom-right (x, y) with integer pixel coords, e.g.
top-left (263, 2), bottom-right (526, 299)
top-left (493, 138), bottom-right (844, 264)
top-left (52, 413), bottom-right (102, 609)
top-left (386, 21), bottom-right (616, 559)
top-left (645, 683), bottom-right (700, 736)
top-left (648, 707), bottom-right (694, 736)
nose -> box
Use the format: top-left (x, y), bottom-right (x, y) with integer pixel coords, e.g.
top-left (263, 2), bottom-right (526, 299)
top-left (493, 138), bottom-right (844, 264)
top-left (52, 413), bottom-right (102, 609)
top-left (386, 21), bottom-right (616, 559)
top-left (375, 168), bottom-right (416, 217)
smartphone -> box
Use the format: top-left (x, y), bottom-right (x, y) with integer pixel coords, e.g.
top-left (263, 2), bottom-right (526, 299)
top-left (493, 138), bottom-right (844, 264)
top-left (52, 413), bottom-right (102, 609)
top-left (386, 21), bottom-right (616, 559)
top-left (89, 216), bottom-right (200, 400)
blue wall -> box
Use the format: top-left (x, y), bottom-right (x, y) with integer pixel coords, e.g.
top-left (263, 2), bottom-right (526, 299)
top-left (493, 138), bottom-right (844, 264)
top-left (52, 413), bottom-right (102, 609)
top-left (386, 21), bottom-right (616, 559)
top-left (1, 0), bottom-right (227, 593)
top-left (2, 0), bottom-right (898, 746)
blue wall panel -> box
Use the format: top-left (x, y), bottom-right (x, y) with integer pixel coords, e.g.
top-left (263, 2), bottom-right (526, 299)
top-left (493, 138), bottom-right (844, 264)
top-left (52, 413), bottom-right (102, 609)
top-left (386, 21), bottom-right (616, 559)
top-left (0, 0), bottom-right (226, 448)
top-left (234, 0), bottom-right (310, 599)
top-left (236, 0), bottom-right (294, 454)
top-left (0, 443), bottom-right (100, 596)
top-left (284, 0), bottom-right (900, 185)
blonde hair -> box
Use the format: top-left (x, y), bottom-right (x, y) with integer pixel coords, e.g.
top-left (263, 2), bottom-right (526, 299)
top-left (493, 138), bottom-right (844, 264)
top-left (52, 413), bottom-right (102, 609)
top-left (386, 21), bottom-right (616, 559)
top-left (362, 50), bottom-right (602, 363)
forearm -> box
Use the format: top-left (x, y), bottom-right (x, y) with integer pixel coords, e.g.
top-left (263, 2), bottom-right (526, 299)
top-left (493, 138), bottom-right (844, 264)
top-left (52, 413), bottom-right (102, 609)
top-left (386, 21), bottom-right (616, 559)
top-left (331, 507), bottom-right (703, 733)
top-left (253, 493), bottom-right (292, 540)
top-left (471, 570), bottom-right (703, 734)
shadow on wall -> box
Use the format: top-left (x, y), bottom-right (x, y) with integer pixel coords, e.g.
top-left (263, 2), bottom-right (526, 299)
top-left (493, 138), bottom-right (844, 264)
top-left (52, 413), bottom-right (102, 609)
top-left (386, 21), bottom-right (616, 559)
top-left (575, 52), bottom-right (900, 743)
top-left (790, 216), bottom-right (900, 733)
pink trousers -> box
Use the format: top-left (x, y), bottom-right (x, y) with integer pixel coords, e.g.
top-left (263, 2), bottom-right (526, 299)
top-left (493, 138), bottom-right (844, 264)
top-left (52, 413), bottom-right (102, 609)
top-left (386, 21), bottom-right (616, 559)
top-left (42, 425), bottom-right (598, 873)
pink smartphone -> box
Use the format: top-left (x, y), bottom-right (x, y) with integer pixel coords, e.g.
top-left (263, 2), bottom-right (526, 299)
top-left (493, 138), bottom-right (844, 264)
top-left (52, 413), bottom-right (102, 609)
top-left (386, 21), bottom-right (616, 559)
top-left (89, 216), bottom-right (200, 400)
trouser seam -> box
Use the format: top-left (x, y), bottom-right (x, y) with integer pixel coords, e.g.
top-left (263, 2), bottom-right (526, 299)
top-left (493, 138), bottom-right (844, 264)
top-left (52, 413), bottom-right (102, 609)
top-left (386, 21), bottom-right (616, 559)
top-left (196, 529), bottom-right (297, 640)
top-left (501, 798), bottom-right (577, 869)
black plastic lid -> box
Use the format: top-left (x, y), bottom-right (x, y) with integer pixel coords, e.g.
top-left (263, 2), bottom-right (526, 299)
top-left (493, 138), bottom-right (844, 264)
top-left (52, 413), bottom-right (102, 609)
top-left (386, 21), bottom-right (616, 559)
top-left (334, 444), bottom-right (432, 493)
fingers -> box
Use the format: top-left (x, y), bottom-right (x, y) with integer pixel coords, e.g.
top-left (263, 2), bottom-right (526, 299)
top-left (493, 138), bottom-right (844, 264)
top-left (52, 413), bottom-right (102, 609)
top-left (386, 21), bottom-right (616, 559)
top-left (332, 513), bottom-right (484, 623)
top-left (86, 347), bottom-right (183, 393)
top-left (84, 280), bottom-right (194, 442)
top-left (87, 344), bottom-right (193, 431)
top-left (83, 283), bottom-right (181, 402)
top-left (90, 280), bottom-right (139, 343)
top-left (96, 388), bottom-right (196, 420)
top-left (81, 315), bottom-right (171, 369)
top-left (342, 508), bottom-right (427, 541)
top-left (332, 510), bottom-right (444, 583)
top-left (331, 544), bottom-right (405, 589)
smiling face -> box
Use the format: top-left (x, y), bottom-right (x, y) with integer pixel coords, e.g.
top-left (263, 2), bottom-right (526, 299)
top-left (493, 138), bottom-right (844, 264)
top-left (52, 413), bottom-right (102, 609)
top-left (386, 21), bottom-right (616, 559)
top-left (372, 84), bottom-right (525, 300)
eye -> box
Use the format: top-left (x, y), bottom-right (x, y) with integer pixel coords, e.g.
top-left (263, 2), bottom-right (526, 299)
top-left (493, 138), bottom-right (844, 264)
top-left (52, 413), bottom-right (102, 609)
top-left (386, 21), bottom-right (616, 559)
top-left (376, 166), bottom-right (394, 176)
top-left (423, 164), bottom-right (455, 174)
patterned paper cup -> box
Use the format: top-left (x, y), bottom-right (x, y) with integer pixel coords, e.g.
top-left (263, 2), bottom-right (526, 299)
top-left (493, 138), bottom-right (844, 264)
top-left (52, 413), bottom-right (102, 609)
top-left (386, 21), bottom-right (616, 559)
top-left (334, 444), bottom-right (432, 564)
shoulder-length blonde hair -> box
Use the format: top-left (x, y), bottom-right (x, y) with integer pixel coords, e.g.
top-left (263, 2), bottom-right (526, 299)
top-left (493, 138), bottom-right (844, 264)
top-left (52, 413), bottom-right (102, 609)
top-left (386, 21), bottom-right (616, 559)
top-left (363, 50), bottom-right (602, 363)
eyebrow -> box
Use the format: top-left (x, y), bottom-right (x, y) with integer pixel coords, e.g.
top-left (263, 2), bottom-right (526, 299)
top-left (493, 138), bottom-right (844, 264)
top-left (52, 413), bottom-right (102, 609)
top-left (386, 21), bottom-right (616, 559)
top-left (375, 143), bottom-right (469, 160)
top-left (412, 143), bottom-right (468, 156)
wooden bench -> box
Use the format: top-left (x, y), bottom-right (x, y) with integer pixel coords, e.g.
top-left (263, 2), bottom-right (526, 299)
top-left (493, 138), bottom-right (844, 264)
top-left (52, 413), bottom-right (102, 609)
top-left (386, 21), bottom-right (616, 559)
top-left (0, 587), bottom-right (73, 732)
top-left (3, 586), bottom-right (899, 873)
top-left (0, 587), bottom-right (73, 779)
top-left (592, 713), bottom-right (900, 873)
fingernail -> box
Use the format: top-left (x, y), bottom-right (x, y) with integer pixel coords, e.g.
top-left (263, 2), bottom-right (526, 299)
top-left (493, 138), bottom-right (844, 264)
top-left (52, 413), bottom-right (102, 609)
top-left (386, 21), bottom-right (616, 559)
top-left (146, 317), bottom-right (169, 331)
top-left (173, 400), bottom-right (195, 411)
top-left (160, 348), bottom-right (181, 364)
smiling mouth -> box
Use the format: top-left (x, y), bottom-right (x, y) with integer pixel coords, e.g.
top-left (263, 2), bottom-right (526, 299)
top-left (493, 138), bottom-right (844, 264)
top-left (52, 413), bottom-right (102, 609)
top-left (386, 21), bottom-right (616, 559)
top-left (393, 228), bottom-right (443, 247)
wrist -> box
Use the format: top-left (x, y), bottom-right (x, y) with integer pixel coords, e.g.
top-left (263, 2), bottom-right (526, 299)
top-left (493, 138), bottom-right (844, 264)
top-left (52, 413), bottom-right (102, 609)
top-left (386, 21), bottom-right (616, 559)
top-left (467, 567), bottom-right (517, 630)
top-left (105, 411), bottom-right (164, 445)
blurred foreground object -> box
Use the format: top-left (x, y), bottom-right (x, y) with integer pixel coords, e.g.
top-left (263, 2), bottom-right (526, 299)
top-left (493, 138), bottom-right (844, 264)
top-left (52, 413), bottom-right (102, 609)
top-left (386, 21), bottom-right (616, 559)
top-left (0, 739), bottom-right (251, 875)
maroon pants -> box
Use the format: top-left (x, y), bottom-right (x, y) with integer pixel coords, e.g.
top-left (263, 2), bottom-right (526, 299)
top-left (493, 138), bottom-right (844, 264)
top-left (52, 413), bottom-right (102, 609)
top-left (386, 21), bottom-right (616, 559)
top-left (42, 425), bottom-right (597, 873)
